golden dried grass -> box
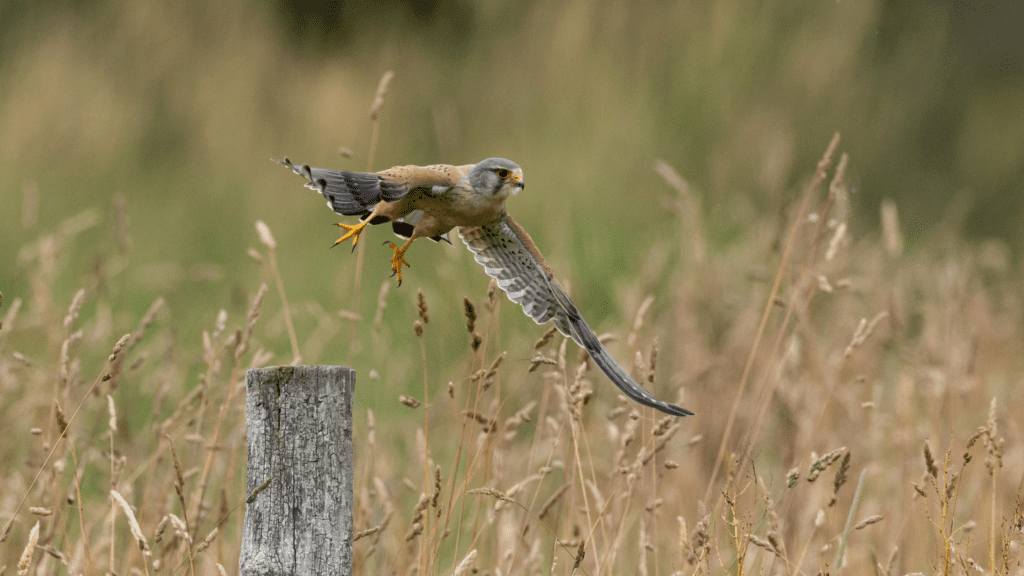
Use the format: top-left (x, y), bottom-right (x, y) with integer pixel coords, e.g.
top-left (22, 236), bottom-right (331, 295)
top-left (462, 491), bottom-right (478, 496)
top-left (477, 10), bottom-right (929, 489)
top-left (2, 125), bottom-right (1022, 576)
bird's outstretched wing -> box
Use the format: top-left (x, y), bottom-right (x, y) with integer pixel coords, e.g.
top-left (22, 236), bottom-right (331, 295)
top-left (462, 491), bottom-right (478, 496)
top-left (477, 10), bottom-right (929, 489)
top-left (459, 216), bottom-right (694, 417)
top-left (279, 158), bottom-right (471, 218)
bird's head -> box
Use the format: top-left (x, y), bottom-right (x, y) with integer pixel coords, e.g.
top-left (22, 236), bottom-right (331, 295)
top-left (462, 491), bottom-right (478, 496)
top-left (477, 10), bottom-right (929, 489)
top-left (469, 158), bottom-right (524, 198)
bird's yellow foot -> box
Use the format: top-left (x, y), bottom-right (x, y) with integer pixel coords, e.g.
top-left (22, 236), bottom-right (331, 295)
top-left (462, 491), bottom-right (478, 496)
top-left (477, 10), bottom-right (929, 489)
top-left (333, 220), bottom-right (369, 252)
top-left (386, 241), bottom-right (412, 286)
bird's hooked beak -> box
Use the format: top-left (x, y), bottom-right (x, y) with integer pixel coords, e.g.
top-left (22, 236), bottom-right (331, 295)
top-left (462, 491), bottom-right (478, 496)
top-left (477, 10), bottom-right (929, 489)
top-left (510, 171), bottom-right (525, 194)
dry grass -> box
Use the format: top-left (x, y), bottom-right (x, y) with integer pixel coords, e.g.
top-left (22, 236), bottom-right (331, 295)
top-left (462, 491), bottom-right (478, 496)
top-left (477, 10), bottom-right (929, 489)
top-left (2, 131), bottom-right (1023, 576)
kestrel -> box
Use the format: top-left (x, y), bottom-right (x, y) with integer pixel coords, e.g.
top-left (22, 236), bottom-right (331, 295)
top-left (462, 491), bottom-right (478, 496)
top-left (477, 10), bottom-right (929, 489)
top-left (280, 157), bottom-right (694, 417)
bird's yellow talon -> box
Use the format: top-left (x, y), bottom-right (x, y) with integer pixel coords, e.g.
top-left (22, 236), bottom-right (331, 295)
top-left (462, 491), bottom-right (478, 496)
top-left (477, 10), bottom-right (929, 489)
top-left (386, 241), bottom-right (412, 285)
top-left (333, 221), bottom-right (368, 250)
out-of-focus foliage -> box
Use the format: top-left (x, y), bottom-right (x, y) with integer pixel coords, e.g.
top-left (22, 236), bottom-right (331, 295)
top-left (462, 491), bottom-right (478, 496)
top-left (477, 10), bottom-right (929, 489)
top-left (2, 0), bottom-right (1021, 249)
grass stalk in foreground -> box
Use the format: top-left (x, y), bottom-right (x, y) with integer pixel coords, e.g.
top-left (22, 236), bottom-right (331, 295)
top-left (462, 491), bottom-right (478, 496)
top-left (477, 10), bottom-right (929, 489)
top-left (833, 468), bottom-right (866, 570)
top-left (255, 221), bottom-right (301, 365)
top-left (703, 132), bottom-right (842, 506)
top-left (347, 70), bottom-right (395, 365)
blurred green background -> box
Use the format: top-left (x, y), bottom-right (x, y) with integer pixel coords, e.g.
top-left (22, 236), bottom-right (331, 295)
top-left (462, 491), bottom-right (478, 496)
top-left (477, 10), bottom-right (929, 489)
top-left (1, 0), bottom-right (1022, 383)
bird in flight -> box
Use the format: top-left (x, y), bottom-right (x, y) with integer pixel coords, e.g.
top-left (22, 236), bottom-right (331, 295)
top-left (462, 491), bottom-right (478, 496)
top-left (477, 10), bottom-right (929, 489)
top-left (280, 157), bottom-right (693, 417)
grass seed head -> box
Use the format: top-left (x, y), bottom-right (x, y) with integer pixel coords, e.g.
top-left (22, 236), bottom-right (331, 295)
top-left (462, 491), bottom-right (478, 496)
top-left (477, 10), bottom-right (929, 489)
top-left (486, 278), bottom-right (498, 309)
top-left (404, 522), bottom-right (423, 542)
top-left (167, 435), bottom-right (187, 509)
top-left (749, 534), bottom-right (774, 553)
top-left (136, 297), bottom-right (165, 338)
top-left (825, 221), bottom-right (847, 262)
top-left (481, 351), bottom-right (506, 390)
top-left (213, 309), bottom-right (228, 340)
top-left (528, 353), bottom-right (557, 372)
top-left (237, 284), bottom-right (267, 361)
top-left (463, 297), bottom-right (476, 333)
top-left (353, 525), bottom-right (381, 542)
top-left (110, 333), bottom-right (131, 361)
top-left (468, 487), bottom-right (515, 504)
top-left (154, 515), bottom-right (169, 543)
top-left (574, 540), bottom-right (585, 569)
top-left (648, 338), bottom-right (658, 383)
top-left (369, 70), bottom-right (395, 121)
top-left (107, 394), bottom-right (117, 432)
top-left (169, 513), bottom-right (190, 544)
top-left (196, 527), bottom-right (218, 553)
top-left (63, 288), bottom-right (85, 330)
top-left (432, 465), bottom-right (441, 510)
top-left (54, 401), bottom-right (69, 435)
top-left (851, 512), bottom-right (884, 528)
top-left (829, 451), bottom-right (851, 506)
top-left (17, 521), bottom-right (40, 576)
top-left (923, 440), bottom-right (939, 479)
top-left (808, 447), bottom-right (847, 482)
top-left (687, 513), bottom-right (710, 565)
top-left (452, 549), bottom-right (477, 576)
top-left (416, 289), bottom-right (429, 324)
top-left (110, 489), bottom-right (149, 551)
top-left (533, 325), bottom-right (558, 352)
top-left (255, 220), bottom-right (276, 249)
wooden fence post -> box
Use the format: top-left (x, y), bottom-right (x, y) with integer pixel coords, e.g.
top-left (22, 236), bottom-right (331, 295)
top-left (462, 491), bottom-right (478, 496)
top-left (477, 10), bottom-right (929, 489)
top-left (240, 366), bottom-right (354, 576)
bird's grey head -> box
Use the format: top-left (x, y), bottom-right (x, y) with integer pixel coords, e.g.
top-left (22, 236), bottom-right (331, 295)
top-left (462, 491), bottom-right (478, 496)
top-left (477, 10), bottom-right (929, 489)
top-left (468, 158), bottom-right (524, 197)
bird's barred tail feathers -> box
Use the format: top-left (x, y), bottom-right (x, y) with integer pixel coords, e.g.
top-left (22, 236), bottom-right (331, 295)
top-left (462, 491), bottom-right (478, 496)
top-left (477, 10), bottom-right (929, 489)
top-left (549, 284), bottom-right (695, 417)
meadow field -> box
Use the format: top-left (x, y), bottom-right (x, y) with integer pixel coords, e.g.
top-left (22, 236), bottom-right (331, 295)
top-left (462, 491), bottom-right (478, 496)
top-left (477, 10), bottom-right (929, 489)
top-left (1, 1), bottom-right (1022, 574)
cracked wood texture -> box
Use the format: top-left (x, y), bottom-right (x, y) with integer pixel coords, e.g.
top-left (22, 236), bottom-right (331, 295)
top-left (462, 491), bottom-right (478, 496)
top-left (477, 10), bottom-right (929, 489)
top-left (240, 366), bottom-right (354, 576)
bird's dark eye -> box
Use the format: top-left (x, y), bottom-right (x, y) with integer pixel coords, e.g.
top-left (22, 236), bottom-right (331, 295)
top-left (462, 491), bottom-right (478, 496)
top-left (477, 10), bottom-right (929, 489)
top-left (494, 168), bottom-right (510, 179)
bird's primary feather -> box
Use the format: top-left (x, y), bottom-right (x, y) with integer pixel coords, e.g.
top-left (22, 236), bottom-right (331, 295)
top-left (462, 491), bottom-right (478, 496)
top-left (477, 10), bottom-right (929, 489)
top-left (280, 158), bottom-right (462, 241)
top-left (460, 216), bottom-right (694, 417)
top-left (459, 218), bottom-right (575, 339)
top-left (281, 158), bottom-right (409, 216)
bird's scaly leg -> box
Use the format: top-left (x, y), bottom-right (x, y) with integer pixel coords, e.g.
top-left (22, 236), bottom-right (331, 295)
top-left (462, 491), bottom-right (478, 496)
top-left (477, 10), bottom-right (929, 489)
top-left (385, 238), bottom-right (414, 286)
top-left (335, 204), bottom-right (387, 251)
top-left (333, 220), bottom-right (369, 252)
